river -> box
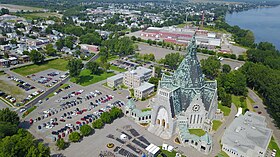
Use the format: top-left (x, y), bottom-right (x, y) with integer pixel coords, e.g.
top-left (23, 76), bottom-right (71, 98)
top-left (226, 5), bottom-right (280, 50)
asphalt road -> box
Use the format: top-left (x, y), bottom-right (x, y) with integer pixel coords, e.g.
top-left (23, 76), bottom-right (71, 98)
top-left (247, 89), bottom-right (280, 146)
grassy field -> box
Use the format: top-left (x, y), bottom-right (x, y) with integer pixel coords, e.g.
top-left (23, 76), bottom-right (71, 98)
top-left (268, 137), bottom-right (280, 157)
top-left (70, 69), bottom-right (115, 86)
top-left (110, 65), bottom-right (127, 72)
top-left (0, 80), bottom-right (25, 100)
top-left (13, 59), bottom-right (68, 76)
top-left (212, 120), bottom-right (222, 131)
top-left (188, 129), bottom-right (206, 137)
top-left (0, 4), bottom-right (42, 12)
top-left (18, 12), bottom-right (62, 20)
top-left (218, 103), bottom-right (231, 116)
top-left (232, 95), bottom-right (248, 114)
top-left (46, 84), bottom-right (69, 98)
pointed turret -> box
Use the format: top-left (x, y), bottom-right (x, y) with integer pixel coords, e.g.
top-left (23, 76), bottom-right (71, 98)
top-left (172, 36), bottom-right (205, 88)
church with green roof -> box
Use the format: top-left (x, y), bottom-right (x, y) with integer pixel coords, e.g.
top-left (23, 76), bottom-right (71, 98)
top-left (148, 37), bottom-right (222, 154)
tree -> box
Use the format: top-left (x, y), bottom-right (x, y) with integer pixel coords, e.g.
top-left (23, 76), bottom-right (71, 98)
top-left (0, 122), bottom-right (18, 138)
top-left (0, 129), bottom-right (50, 157)
top-left (69, 132), bottom-right (81, 142)
top-left (56, 138), bottom-right (66, 150)
top-left (55, 40), bottom-right (64, 51)
top-left (86, 62), bottom-right (100, 75)
top-left (154, 66), bottom-right (162, 78)
top-left (222, 64), bottom-right (231, 74)
top-left (0, 108), bottom-right (20, 125)
top-left (100, 112), bottom-right (112, 124)
top-left (80, 33), bottom-right (101, 45)
top-left (45, 44), bottom-right (57, 56)
top-left (92, 119), bottom-right (104, 129)
top-left (201, 56), bottom-right (221, 79)
top-left (219, 70), bottom-right (247, 96)
top-left (80, 124), bottom-right (93, 136)
top-left (143, 54), bottom-right (155, 62)
top-left (149, 77), bottom-right (159, 89)
top-left (110, 107), bottom-right (123, 119)
top-left (67, 59), bottom-right (83, 78)
top-left (0, 8), bottom-right (9, 15)
top-left (221, 94), bottom-right (232, 108)
top-left (163, 52), bottom-right (183, 70)
top-left (29, 50), bottom-right (45, 64)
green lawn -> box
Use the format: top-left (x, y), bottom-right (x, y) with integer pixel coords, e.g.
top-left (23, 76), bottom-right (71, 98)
top-left (17, 12), bottom-right (62, 20)
top-left (218, 103), bottom-right (231, 116)
top-left (110, 65), bottom-right (126, 72)
top-left (232, 95), bottom-right (247, 114)
top-left (217, 151), bottom-right (230, 157)
top-left (269, 137), bottom-right (280, 157)
top-left (70, 69), bottom-right (115, 86)
top-left (212, 120), bottom-right (222, 131)
top-left (13, 59), bottom-right (68, 76)
top-left (95, 55), bottom-right (119, 63)
top-left (22, 106), bottom-right (37, 118)
top-left (46, 84), bottom-right (69, 98)
top-left (141, 108), bottom-right (152, 112)
top-left (188, 129), bottom-right (206, 137)
top-left (158, 146), bottom-right (186, 157)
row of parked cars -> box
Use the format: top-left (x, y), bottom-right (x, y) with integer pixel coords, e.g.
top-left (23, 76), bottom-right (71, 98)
top-left (52, 85), bottom-right (71, 96)
top-left (50, 105), bottom-right (117, 141)
top-left (8, 76), bottom-right (36, 91)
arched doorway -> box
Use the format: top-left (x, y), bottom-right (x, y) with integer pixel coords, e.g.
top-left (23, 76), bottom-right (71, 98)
top-left (156, 119), bottom-right (160, 124)
top-left (162, 119), bottom-right (166, 128)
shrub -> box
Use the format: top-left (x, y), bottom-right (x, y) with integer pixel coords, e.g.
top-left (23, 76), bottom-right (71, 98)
top-left (92, 119), bottom-right (104, 129)
top-left (69, 132), bottom-right (81, 143)
top-left (80, 124), bottom-right (92, 136)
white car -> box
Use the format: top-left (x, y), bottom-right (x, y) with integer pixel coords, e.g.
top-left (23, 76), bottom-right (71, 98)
top-left (20, 108), bottom-right (26, 113)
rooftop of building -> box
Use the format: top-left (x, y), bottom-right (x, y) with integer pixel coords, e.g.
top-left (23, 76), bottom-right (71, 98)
top-left (135, 82), bottom-right (155, 92)
top-left (125, 66), bottom-right (152, 76)
top-left (222, 111), bottom-right (272, 153)
top-left (107, 73), bottom-right (124, 81)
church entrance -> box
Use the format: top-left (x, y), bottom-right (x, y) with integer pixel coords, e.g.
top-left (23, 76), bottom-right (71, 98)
top-left (162, 119), bottom-right (166, 128)
top-left (156, 119), bottom-right (160, 124)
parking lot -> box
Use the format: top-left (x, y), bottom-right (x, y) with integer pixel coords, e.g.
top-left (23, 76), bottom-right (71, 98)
top-left (27, 69), bottom-right (68, 88)
top-left (0, 73), bottom-right (42, 106)
top-left (22, 80), bottom-right (133, 142)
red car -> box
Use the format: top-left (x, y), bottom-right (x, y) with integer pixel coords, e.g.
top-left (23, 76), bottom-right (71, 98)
top-left (62, 133), bottom-right (65, 137)
top-left (29, 118), bottom-right (33, 124)
top-left (82, 109), bottom-right (87, 112)
top-left (58, 135), bottom-right (61, 139)
top-left (76, 111), bottom-right (82, 114)
top-left (76, 121), bottom-right (81, 124)
top-left (81, 118), bottom-right (86, 121)
top-left (59, 119), bottom-right (65, 122)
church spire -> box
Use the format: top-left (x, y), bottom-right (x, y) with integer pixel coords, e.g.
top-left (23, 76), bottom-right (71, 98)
top-left (172, 35), bottom-right (204, 88)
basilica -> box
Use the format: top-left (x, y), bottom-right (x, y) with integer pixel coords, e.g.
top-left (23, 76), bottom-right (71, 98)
top-left (148, 37), bottom-right (222, 154)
